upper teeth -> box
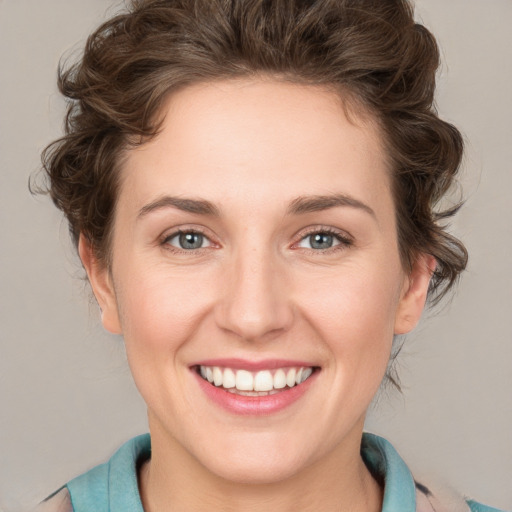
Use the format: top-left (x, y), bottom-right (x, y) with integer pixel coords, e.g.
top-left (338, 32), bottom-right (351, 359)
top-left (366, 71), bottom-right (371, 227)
top-left (199, 366), bottom-right (313, 392)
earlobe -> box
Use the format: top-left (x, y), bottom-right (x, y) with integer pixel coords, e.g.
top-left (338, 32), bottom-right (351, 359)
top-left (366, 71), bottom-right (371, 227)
top-left (78, 234), bottom-right (122, 335)
top-left (394, 254), bottom-right (436, 335)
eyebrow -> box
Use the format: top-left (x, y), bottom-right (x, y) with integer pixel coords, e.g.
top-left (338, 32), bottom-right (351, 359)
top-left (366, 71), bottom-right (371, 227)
top-left (137, 193), bottom-right (375, 219)
top-left (138, 196), bottom-right (220, 218)
top-left (287, 194), bottom-right (376, 218)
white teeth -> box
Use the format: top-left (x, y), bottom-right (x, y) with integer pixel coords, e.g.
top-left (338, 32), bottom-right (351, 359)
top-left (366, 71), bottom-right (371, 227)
top-left (223, 368), bottom-right (236, 389)
top-left (235, 370), bottom-right (254, 391)
top-left (227, 389), bottom-right (281, 396)
top-left (213, 367), bottom-right (223, 386)
top-left (286, 368), bottom-right (296, 387)
top-left (301, 367), bottom-right (313, 383)
top-left (273, 369), bottom-right (287, 389)
top-left (199, 365), bottom-right (315, 392)
top-left (254, 370), bottom-right (273, 392)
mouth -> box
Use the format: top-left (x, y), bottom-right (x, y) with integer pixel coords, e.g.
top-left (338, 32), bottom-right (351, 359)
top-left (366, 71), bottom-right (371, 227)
top-left (194, 364), bottom-right (318, 396)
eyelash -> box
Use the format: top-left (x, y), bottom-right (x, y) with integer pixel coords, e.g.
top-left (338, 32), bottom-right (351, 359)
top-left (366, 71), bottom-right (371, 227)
top-left (160, 226), bottom-right (353, 254)
top-left (161, 228), bottom-right (213, 254)
top-left (293, 226), bottom-right (353, 253)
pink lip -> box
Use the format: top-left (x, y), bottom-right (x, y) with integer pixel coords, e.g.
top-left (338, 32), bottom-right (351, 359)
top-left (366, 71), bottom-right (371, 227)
top-left (192, 358), bottom-right (315, 371)
top-left (192, 365), bottom-right (319, 416)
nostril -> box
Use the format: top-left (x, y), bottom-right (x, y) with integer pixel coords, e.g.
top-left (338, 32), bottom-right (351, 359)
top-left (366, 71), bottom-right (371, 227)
top-left (213, 259), bottom-right (294, 340)
top-left (214, 299), bottom-right (294, 342)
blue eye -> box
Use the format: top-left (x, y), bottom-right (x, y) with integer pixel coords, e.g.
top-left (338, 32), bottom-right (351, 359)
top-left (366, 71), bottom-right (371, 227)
top-left (297, 231), bottom-right (348, 250)
top-left (165, 231), bottom-right (211, 250)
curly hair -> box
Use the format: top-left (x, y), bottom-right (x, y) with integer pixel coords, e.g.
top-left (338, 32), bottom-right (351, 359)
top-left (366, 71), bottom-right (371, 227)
top-left (41, 0), bottom-right (467, 303)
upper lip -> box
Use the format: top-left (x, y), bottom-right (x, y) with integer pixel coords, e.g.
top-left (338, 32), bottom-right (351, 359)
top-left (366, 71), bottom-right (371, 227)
top-left (191, 358), bottom-right (318, 371)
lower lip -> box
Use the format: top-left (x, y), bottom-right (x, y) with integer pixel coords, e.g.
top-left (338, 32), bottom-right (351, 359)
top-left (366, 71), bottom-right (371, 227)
top-left (193, 369), bottom-right (318, 415)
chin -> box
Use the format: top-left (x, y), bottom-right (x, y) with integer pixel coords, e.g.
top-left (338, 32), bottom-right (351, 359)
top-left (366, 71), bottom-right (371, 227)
top-left (203, 452), bottom-right (307, 486)
top-left (189, 432), bottom-right (313, 485)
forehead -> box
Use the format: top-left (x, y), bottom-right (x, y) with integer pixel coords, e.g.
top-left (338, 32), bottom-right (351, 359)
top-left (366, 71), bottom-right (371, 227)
top-left (119, 78), bottom-right (390, 216)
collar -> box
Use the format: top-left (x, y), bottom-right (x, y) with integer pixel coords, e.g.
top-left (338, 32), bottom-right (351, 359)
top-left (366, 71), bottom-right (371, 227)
top-left (361, 433), bottom-right (417, 511)
top-left (67, 432), bottom-right (417, 511)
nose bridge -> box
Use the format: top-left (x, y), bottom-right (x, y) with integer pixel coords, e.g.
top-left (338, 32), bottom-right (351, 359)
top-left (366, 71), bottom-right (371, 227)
top-left (216, 237), bottom-right (293, 341)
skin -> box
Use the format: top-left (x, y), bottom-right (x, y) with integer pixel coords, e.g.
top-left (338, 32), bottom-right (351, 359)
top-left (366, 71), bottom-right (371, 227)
top-left (80, 78), bottom-right (434, 511)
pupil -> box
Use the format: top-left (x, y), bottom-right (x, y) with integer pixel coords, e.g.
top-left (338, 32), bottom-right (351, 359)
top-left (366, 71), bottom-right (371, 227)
top-left (179, 232), bottom-right (203, 249)
top-left (311, 233), bottom-right (333, 249)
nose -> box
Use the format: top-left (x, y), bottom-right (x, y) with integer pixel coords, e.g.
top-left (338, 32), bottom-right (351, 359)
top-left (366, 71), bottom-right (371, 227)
top-left (215, 246), bottom-right (294, 342)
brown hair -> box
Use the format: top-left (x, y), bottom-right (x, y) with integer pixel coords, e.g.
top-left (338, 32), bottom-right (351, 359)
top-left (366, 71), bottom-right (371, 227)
top-left (40, 0), bottom-right (467, 303)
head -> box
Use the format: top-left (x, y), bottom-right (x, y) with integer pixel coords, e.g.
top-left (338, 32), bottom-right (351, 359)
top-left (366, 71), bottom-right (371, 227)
top-left (41, 0), bottom-right (467, 485)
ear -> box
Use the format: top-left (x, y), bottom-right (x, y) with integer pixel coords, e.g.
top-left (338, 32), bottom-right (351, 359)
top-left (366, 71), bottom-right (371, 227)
top-left (78, 234), bottom-right (122, 334)
top-left (394, 253), bottom-right (436, 335)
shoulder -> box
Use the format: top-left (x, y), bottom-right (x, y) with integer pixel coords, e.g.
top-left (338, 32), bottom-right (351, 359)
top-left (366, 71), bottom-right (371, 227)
top-left (33, 488), bottom-right (72, 512)
top-left (415, 482), bottom-right (508, 512)
top-left (37, 434), bottom-right (151, 512)
top-left (466, 500), bottom-right (510, 512)
top-left (362, 433), bottom-right (508, 512)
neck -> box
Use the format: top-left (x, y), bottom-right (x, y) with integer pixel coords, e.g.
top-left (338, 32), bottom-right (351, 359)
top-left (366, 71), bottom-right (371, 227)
top-left (139, 420), bottom-right (383, 512)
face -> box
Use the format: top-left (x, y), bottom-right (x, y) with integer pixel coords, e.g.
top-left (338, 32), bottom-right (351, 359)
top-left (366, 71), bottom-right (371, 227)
top-left (83, 79), bottom-right (432, 484)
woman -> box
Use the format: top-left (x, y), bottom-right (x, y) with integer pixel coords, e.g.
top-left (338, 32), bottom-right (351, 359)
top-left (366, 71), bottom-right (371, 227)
top-left (34, 0), bottom-right (505, 511)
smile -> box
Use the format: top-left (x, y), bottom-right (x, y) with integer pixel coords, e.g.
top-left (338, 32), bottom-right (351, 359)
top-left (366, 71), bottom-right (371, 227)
top-left (197, 365), bottom-right (314, 395)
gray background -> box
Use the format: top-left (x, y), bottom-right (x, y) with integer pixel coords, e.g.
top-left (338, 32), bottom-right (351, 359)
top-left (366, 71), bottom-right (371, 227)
top-left (1, 1), bottom-right (511, 511)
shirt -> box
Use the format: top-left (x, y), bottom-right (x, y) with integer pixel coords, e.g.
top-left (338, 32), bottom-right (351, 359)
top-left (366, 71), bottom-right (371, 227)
top-left (37, 433), bottom-right (506, 512)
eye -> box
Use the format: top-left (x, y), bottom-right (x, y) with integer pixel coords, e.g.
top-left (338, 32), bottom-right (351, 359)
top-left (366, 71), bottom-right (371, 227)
top-left (164, 230), bottom-right (212, 250)
top-left (295, 229), bottom-right (352, 251)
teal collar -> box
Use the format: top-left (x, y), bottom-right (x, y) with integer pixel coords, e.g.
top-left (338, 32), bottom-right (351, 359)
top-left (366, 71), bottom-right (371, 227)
top-left (67, 432), bottom-right (416, 511)
top-left (67, 434), bottom-right (149, 512)
top-left (362, 433), bottom-right (417, 511)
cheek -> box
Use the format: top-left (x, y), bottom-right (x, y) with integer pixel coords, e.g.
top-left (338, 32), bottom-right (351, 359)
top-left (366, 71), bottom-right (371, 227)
top-left (296, 260), bottom-right (403, 365)
top-left (114, 264), bottom-right (217, 356)
top-left (112, 265), bottom-right (219, 420)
